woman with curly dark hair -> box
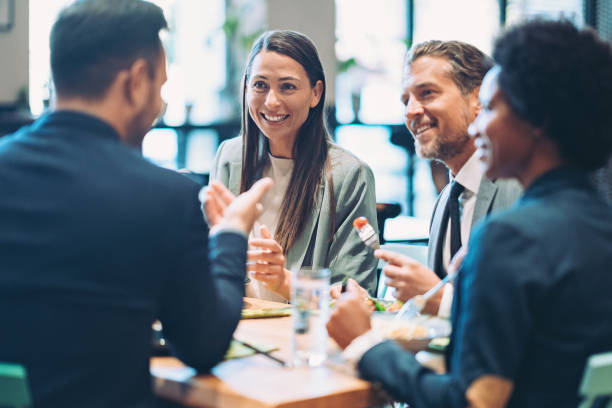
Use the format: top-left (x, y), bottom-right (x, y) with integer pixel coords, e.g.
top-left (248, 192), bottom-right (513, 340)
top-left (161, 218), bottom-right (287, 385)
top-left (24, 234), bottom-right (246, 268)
top-left (326, 19), bottom-right (612, 408)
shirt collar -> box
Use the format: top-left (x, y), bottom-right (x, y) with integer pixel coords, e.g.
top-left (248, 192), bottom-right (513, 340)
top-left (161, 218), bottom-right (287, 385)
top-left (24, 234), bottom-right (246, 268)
top-left (451, 152), bottom-right (484, 195)
top-left (523, 166), bottom-right (592, 200)
top-left (32, 110), bottom-right (122, 141)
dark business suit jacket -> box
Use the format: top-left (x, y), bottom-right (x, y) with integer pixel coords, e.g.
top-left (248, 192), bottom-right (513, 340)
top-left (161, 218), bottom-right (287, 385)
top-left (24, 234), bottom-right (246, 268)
top-left (358, 167), bottom-right (612, 407)
top-left (428, 176), bottom-right (522, 277)
top-left (0, 111), bottom-right (246, 407)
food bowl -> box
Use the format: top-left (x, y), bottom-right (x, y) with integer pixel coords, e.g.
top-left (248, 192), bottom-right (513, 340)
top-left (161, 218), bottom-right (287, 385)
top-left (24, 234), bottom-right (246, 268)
top-left (371, 314), bottom-right (451, 352)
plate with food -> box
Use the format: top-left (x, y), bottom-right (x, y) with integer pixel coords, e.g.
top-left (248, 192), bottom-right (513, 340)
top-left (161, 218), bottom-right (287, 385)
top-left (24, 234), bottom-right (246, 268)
top-left (371, 314), bottom-right (451, 352)
top-left (367, 297), bottom-right (403, 312)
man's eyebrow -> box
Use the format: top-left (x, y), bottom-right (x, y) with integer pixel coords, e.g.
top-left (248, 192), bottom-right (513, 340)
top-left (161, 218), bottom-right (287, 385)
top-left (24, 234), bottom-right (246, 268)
top-left (251, 75), bottom-right (300, 81)
top-left (412, 81), bottom-right (438, 89)
top-left (401, 81), bottom-right (439, 101)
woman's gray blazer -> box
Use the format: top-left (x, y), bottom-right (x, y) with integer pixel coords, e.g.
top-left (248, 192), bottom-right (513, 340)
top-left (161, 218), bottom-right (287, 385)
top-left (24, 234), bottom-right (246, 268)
top-left (210, 136), bottom-right (379, 294)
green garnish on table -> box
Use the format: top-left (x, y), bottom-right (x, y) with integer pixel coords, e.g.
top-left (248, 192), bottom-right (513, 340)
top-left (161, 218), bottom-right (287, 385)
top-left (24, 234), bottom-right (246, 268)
top-left (241, 307), bottom-right (292, 319)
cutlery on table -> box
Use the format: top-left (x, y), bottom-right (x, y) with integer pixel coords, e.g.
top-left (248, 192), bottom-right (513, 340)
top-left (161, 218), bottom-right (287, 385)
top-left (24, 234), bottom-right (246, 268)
top-left (233, 338), bottom-right (287, 367)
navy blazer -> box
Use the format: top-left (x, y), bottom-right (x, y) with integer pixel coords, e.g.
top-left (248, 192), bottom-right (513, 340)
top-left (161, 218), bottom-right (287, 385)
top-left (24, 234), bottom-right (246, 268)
top-left (358, 167), bottom-right (612, 407)
top-left (0, 111), bottom-right (247, 407)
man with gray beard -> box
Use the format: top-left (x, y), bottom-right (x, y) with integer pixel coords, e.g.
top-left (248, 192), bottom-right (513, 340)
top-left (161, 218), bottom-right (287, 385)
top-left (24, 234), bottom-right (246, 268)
top-left (333, 41), bottom-right (521, 318)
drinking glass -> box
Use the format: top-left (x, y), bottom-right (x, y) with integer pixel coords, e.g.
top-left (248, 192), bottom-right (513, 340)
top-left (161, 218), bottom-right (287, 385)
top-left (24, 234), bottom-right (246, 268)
top-left (290, 267), bottom-right (330, 367)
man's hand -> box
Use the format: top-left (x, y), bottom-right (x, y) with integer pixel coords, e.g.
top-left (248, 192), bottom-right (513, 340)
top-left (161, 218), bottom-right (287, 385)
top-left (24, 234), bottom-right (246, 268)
top-left (375, 249), bottom-right (443, 315)
top-left (329, 278), bottom-right (369, 300)
top-left (203, 178), bottom-right (273, 234)
top-left (326, 280), bottom-right (373, 349)
top-left (202, 180), bottom-right (235, 227)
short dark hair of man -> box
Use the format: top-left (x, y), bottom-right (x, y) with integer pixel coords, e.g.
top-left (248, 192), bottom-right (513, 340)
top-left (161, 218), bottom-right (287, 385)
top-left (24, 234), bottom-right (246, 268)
top-left (405, 40), bottom-right (494, 95)
top-left (493, 19), bottom-right (612, 171)
top-left (50, 0), bottom-right (167, 100)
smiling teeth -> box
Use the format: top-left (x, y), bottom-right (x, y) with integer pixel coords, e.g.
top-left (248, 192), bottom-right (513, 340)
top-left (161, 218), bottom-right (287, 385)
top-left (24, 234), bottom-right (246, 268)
top-left (415, 124), bottom-right (433, 135)
top-left (263, 113), bottom-right (288, 122)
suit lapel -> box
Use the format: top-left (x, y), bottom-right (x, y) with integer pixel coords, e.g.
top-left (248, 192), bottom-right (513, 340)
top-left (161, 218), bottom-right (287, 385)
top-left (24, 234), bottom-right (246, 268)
top-left (228, 161), bottom-right (242, 195)
top-left (472, 177), bottom-right (498, 226)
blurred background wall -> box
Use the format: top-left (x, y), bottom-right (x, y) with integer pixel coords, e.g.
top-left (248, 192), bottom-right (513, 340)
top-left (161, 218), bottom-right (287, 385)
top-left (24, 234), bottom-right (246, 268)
top-left (0, 0), bottom-right (28, 105)
top-left (1, 0), bottom-right (610, 237)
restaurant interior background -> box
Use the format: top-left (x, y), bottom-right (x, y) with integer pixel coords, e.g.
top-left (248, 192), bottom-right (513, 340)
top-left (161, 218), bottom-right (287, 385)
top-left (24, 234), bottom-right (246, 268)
top-left (1, 0), bottom-right (610, 240)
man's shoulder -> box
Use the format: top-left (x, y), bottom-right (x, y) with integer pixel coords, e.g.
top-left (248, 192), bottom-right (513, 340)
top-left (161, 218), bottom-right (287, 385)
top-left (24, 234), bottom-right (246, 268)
top-left (481, 177), bottom-right (523, 208)
top-left (128, 156), bottom-right (201, 197)
top-left (493, 178), bottom-right (523, 194)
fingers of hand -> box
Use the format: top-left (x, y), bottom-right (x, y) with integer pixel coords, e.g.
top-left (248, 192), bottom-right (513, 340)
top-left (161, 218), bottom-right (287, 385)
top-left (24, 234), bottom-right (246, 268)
top-left (203, 188), bottom-right (224, 224)
top-left (346, 279), bottom-right (364, 296)
top-left (259, 224), bottom-right (272, 239)
top-left (210, 181), bottom-right (235, 206)
top-left (382, 264), bottom-right (407, 280)
top-left (330, 283), bottom-right (342, 299)
top-left (246, 178), bottom-right (273, 204)
top-left (249, 238), bottom-right (283, 253)
top-left (247, 250), bottom-right (284, 265)
top-left (249, 271), bottom-right (282, 284)
top-left (385, 276), bottom-right (405, 290)
top-left (374, 249), bottom-right (410, 266)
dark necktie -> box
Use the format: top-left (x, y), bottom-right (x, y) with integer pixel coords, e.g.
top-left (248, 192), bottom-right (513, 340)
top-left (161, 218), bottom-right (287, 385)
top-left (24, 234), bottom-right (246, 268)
top-left (448, 180), bottom-right (465, 259)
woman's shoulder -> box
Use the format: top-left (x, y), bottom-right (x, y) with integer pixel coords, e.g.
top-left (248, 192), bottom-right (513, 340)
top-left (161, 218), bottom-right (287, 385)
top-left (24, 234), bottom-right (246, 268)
top-left (327, 143), bottom-right (373, 179)
top-left (216, 136), bottom-right (243, 163)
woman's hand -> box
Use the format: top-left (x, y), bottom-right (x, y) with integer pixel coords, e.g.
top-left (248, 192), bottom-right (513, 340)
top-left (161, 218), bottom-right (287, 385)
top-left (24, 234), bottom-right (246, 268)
top-left (248, 225), bottom-right (291, 299)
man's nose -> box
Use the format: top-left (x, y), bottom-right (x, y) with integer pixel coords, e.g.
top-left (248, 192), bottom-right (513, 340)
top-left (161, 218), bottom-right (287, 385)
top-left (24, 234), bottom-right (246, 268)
top-left (404, 97), bottom-right (424, 121)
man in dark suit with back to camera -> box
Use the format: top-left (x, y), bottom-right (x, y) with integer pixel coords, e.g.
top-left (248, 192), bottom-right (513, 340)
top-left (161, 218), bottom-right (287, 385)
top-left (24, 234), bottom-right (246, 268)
top-left (0, 1), bottom-right (272, 407)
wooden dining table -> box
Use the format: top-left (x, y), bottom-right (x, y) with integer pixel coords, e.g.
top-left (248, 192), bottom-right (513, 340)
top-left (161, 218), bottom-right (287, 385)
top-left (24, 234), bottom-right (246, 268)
top-left (150, 298), bottom-right (390, 408)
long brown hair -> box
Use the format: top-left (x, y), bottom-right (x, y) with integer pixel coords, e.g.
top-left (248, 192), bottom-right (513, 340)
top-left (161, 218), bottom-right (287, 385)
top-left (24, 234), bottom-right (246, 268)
top-left (240, 30), bottom-right (334, 253)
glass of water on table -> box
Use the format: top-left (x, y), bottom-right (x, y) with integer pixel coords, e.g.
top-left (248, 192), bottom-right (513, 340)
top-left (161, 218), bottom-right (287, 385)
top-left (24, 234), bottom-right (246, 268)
top-left (290, 267), bottom-right (330, 367)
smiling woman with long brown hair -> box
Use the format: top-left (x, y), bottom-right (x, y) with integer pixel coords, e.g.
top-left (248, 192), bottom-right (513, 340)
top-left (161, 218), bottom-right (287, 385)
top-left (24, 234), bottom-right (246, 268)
top-left (208, 30), bottom-right (378, 301)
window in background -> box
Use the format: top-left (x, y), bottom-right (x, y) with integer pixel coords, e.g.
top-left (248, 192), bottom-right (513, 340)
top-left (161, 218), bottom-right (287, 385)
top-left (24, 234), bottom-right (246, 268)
top-left (335, 126), bottom-right (409, 204)
top-left (142, 129), bottom-right (178, 169)
top-left (335, 0), bottom-right (407, 125)
top-left (596, 0), bottom-right (612, 42)
top-left (184, 129), bottom-right (219, 174)
top-left (403, 0), bottom-right (501, 219)
top-left (506, 0), bottom-right (584, 27)
top-left (29, 0), bottom-right (69, 116)
top-left (412, 0), bottom-right (500, 56)
top-left (156, 0), bottom-right (226, 126)
top-left (142, 0), bottom-right (227, 170)
top-left (29, 0), bottom-right (228, 171)
top-left (334, 0), bottom-right (416, 221)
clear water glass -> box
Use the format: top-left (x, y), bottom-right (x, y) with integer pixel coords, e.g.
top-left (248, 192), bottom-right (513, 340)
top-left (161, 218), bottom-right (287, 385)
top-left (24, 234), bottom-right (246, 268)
top-left (290, 267), bottom-right (330, 367)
